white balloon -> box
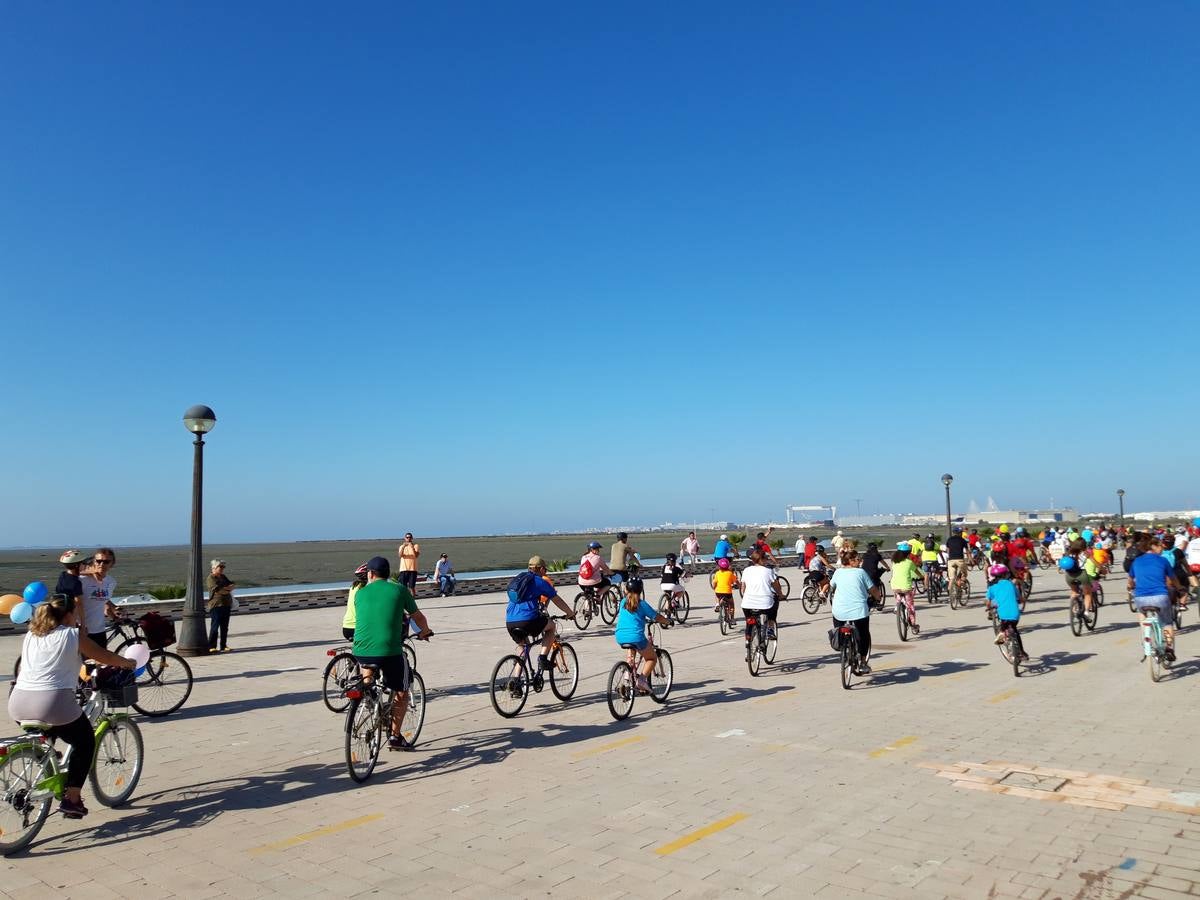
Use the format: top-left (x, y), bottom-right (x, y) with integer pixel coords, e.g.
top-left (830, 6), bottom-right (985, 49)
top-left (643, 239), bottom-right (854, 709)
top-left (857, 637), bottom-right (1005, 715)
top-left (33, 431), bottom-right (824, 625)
top-left (121, 642), bottom-right (151, 669)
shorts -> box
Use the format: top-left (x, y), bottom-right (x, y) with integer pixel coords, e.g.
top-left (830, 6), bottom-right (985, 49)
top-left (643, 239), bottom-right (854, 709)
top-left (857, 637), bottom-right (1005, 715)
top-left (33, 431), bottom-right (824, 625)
top-left (662, 582), bottom-right (685, 594)
top-left (618, 636), bottom-right (649, 651)
top-left (1135, 595), bottom-right (1175, 628)
top-left (610, 571), bottom-right (627, 585)
top-left (1065, 571), bottom-right (1093, 588)
top-left (715, 592), bottom-right (733, 602)
top-left (342, 627), bottom-right (355, 642)
top-left (397, 571), bottom-right (418, 591)
top-left (742, 598), bottom-right (779, 625)
top-left (1010, 557), bottom-right (1028, 572)
top-left (947, 559), bottom-right (967, 580)
top-left (506, 614), bottom-right (550, 644)
top-left (355, 653), bottom-right (411, 692)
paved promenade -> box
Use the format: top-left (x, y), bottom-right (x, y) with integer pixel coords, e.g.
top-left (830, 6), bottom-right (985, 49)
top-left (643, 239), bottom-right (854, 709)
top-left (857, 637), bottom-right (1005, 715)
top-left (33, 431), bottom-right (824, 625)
top-left (3, 566), bottom-right (1199, 898)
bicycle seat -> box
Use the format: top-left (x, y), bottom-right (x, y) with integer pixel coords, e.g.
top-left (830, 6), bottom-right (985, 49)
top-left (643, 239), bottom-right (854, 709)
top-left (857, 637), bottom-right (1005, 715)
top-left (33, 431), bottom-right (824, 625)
top-left (618, 642), bottom-right (643, 650)
top-left (19, 721), bottom-right (53, 732)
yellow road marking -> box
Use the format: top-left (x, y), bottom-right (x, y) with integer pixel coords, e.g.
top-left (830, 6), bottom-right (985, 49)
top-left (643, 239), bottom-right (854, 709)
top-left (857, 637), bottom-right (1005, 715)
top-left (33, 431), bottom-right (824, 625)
top-left (571, 735), bottom-right (645, 760)
top-left (1116, 637), bottom-right (1133, 646)
top-left (754, 689), bottom-right (796, 704)
top-left (654, 812), bottom-right (749, 855)
top-left (249, 814), bottom-right (384, 854)
top-left (988, 689), bottom-right (1019, 704)
top-left (869, 736), bottom-right (918, 759)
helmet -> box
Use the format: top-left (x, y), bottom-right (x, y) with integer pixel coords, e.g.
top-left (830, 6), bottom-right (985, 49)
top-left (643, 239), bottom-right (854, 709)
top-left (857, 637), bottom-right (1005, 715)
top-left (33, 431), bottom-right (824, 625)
top-left (998, 524), bottom-right (1010, 534)
top-left (926, 533), bottom-right (935, 540)
top-left (587, 541), bottom-right (601, 549)
top-left (353, 562), bottom-right (369, 578)
top-left (1177, 526), bottom-right (1187, 534)
top-left (717, 557), bottom-right (730, 570)
top-left (1016, 527), bottom-right (1026, 536)
top-left (897, 542), bottom-right (911, 553)
top-left (1081, 529), bottom-right (1094, 542)
top-left (988, 564), bottom-right (1009, 578)
top-left (666, 552), bottom-right (677, 562)
top-left (952, 526), bottom-right (962, 534)
top-left (626, 577), bottom-right (644, 594)
top-left (59, 549), bottom-right (91, 565)
top-left (719, 534), bottom-right (727, 540)
top-left (1058, 557), bottom-right (1076, 571)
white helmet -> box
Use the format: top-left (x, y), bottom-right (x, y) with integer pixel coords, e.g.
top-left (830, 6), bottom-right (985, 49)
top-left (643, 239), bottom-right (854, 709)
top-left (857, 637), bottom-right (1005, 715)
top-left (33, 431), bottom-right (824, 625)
top-left (719, 534), bottom-right (727, 540)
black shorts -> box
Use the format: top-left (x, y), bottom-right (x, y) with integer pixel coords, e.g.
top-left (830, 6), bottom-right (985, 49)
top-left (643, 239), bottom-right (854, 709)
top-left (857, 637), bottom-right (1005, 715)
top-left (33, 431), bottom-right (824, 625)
top-left (355, 654), bottom-right (411, 692)
top-left (506, 614), bottom-right (550, 644)
top-left (398, 571), bottom-right (418, 591)
top-left (342, 627), bottom-right (355, 642)
top-left (742, 598), bottom-right (779, 624)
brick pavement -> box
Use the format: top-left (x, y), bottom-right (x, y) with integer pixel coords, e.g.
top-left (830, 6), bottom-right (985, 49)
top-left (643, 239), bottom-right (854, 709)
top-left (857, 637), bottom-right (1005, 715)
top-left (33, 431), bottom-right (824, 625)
top-left (2, 567), bottom-right (1199, 898)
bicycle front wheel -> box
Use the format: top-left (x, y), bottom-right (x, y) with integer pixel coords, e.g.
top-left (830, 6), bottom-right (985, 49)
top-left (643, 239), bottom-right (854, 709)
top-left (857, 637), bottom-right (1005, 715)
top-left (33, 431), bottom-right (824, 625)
top-left (344, 696), bottom-right (384, 783)
top-left (765, 623), bottom-right (779, 664)
top-left (399, 671), bottom-right (426, 747)
top-left (0, 744), bottom-right (54, 856)
top-left (606, 661), bottom-right (635, 720)
top-left (131, 650), bottom-right (193, 717)
top-left (776, 576), bottom-right (790, 600)
top-left (550, 642), bottom-right (579, 701)
top-left (649, 649), bottom-right (673, 703)
top-left (801, 586), bottom-right (820, 615)
top-left (489, 655), bottom-right (529, 718)
top-left (403, 639), bottom-right (417, 673)
top-left (322, 651), bottom-right (358, 713)
top-left (90, 717), bottom-right (144, 807)
top-left (600, 589), bottom-right (620, 626)
top-left (573, 593), bottom-right (593, 630)
top-left (675, 592), bottom-right (690, 625)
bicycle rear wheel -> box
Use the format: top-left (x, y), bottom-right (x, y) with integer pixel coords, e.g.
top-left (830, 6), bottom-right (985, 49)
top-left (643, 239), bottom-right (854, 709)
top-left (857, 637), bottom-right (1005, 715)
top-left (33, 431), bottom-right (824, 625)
top-left (801, 586), bottom-right (820, 615)
top-left (896, 604), bottom-right (909, 642)
top-left (90, 717), bottom-right (143, 807)
top-left (675, 592), bottom-right (690, 624)
top-left (606, 661), bottom-right (636, 720)
top-left (130, 650), bottom-right (193, 717)
top-left (840, 641), bottom-right (854, 690)
top-left (549, 642), bottom-right (579, 701)
top-left (489, 655), bottom-right (529, 718)
top-left (573, 593), bottom-right (593, 630)
top-left (1009, 638), bottom-right (1021, 677)
top-left (403, 639), bottom-right (417, 673)
top-left (765, 623), bottom-right (778, 664)
top-left (1069, 600), bottom-right (1084, 636)
top-left (322, 651), bottom-right (358, 713)
top-left (1084, 602), bottom-right (1099, 632)
top-left (399, 671), bottom-right (426, 747)
top-left (344, 696), bottom-right (383, 783)
top-left (0, 744), bottom-right (54, 856)
top-left (776, 576), bottom-right (790, 600)
top-left (747, 628), bottom-right (762, 677)
top-left (719, 604), bottom-right (732, 635)
top-left (649, 649), bottom-right (673, 703)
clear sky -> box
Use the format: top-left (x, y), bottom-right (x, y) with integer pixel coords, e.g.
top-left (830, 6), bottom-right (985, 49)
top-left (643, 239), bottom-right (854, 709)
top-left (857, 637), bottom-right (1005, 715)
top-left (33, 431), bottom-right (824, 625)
top-left (3, 2), bottom-right (1198, 546)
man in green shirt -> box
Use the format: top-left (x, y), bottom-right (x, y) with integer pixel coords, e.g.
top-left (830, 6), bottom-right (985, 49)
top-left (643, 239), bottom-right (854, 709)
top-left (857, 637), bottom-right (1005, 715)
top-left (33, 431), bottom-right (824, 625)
top-left (352, 556), bottom-right (433, 751)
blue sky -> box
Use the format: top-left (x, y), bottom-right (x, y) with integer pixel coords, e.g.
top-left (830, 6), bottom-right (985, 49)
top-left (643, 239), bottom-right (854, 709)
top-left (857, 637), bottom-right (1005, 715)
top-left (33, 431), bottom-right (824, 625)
top-left (3, 2), bottom-right (1198, 545)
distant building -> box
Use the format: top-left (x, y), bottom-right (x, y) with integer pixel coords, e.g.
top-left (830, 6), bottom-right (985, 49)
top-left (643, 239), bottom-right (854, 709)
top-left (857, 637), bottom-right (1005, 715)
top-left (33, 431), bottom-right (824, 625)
top-left (966, 507), bottom-right (1078, 525)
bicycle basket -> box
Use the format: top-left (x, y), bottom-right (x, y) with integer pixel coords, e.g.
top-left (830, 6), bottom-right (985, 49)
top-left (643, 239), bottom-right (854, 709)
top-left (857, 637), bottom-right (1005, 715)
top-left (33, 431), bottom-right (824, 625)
top-left (827, 628), bottom-right (840, 652)
top-left (94, 666), bottom-right (139, 707)
top-left (138, 611), bottom-right (176, 650)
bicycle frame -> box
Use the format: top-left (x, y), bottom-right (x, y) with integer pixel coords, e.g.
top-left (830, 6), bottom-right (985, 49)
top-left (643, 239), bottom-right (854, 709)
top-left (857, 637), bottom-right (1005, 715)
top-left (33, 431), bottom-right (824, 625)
top-left (1142, 610), bottom-right (1165, 658)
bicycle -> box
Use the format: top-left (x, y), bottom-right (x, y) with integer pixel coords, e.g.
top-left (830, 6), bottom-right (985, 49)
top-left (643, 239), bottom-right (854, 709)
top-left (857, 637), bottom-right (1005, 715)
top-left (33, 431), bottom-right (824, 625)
top-left (716, 595), bottom-right (738, 635)
top-left (988, 604), bottom-right (1025, 677)
top-left (924, 565), bottom-right (948, 604)
top-left (657, 583), bottom-right (690, 625)
top-left (744, 607), bottom-right (779, 677)
top-left (800, 571), bottom-right (830, 614)
top-left (1139, 607), bottom-right (1172, 683)
top-left (1037, 547), bottom-right (1055, 570)
top-left (488, 616), bottom-right (579, 718)
top-left (323, 637), bottom-right (417, 714)
top-left (0, 670), bottom-right (144, 855)
top-left (343, 655), bottom-right (427, 783)
top-left (572, 583), bottom-right (621, 630)
top-left (835, 621), bottom-right (866, 690)
top-left (895, 591), bottom-right (918, 641)
top-left (606, 622), bottom-right (673, 720)
top-left (1069, 589), bottom-right (1098, 636)
top-left (949, 569), bottom-right (973, 610)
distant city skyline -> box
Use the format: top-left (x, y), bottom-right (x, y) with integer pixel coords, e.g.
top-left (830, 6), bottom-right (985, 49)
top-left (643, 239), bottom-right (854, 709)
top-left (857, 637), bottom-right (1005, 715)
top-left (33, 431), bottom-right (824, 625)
top-left (3, 4), bottom-right (1198, 546)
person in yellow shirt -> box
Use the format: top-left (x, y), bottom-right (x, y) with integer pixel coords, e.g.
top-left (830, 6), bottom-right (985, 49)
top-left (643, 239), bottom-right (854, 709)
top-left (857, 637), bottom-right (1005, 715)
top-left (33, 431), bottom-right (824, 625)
top-left (712, 557), bottom-right (740, 624)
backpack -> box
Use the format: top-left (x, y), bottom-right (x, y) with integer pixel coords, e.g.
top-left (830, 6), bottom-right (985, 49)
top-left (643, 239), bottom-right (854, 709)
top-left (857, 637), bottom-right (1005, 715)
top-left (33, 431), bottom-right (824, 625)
top-left (507, 571), bottom-right (536, 605)
top-left (579, 559), bottom-right (594, 580)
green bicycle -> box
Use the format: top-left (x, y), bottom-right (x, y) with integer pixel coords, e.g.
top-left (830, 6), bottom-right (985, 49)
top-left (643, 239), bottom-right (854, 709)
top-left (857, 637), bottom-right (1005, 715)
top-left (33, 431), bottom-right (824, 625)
top-left (0, 674), bottom-right (144, 855)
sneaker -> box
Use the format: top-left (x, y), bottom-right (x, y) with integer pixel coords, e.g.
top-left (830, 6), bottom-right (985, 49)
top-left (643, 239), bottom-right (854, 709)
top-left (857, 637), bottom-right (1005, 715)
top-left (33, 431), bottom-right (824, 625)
top-left (221, 647), bottom-right (232, 653)
top-left (994, 632), bottom-right (1007, 645)
top-left (1018, 652), bottom-right (1030, 662)
top-left (388, 735), bottom-right (411, 752)
top-left (507, 680), bottom-right (523, 699)
top-left (856, 664), bottom-right (872, 675)
top-left (1166, 648), bottom-right (1177, 663)
top-left (635, 676), bottom-right (651, 694)
top-left (208, 648), bottom-right (218, 654)
top-left (58, 798), bottom-right (88, 819)
top-left (911, 623), bottom-right (920, 635)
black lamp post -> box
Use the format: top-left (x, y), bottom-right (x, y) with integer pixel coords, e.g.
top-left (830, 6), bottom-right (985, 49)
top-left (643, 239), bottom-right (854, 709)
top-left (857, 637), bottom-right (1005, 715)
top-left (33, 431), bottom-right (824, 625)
top-left (178, 405), bottom-right (217, 656)
top-left (941, 473), bottom-right (954, 538)
top-left (1117, 489), bottom-right (1125, 526)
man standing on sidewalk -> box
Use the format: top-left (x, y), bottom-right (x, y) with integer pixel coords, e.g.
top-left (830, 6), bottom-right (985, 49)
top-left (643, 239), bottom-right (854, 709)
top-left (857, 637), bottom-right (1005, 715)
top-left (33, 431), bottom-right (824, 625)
top-left (398, 532), bottom-right (421, 593)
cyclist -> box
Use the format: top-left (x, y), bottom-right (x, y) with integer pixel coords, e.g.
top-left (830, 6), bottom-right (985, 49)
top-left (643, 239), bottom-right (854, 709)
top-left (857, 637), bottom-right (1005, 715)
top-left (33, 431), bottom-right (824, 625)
top-left (752, 529), bottom-right (776, 564)
top-left (1128, 536), bottom-right (1180, 662)
top-left (659, 552), bottom-right (687, 605)
top-left (741, 550), bottom-right (783, 660)
top-left (578, 541), bottom-right (612, 595)
top-left (342, 562), bottom-right (368, 641)
top-left (987, 564), bottom-right (1027, 660)
top-left (861, 542), bottom-right (889, 609)
top-left (830, 546), bottom-right (878, 674)
top-left (807, 543), bottom-right (834, 598)
top-left (609, 532), bottom-right (639, 588)
top-left (353, 556), bottom-right (433, 751)
top-left (1058, 552), bottom-right (1096, 618)
top-left (712, 556), bottom-right (740, 618)
top-left (1008, 528), bottom-right (1032, 593)
top-left (505, 555), bottom-right (575, 677)
top-left (890, 543), bottom-right (925, 634)
top-left (7, 594), bottom-right (136, 818)
top-left (990, 528), bottom-right (1012, 567)
top-left (713, 533), bottom-right (736, 564)
top-left (945, 527), bottom-right (969, 596)
top-left (920, 533), bottom-right (941, 587)
top-left (614, 577), bottom-right (670, 693)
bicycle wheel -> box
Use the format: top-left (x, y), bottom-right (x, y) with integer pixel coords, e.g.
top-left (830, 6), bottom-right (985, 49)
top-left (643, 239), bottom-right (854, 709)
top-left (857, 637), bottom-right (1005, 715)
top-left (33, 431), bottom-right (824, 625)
top-left (1128, 592), bottom-right (1138, 613)
top-left (1069, 600), bottom-right (1083, 637)
top-left (489, 655), bottom-right (529, 718)
top-left (949, 583), bottom-right (963, 610)
top-left (649, 649), bottom-right (673, 703)
top-left (875, 583), bottom-right (887, 612)
top-left (776, 576), bottom-right (790, 600)
top-left (997, 630), bottom-right (1015, 664)
top-left (399, 671), bottom-right (426, 747)
top-left (600, 589), bottom-right (620, 626)
top-left (657, 595), bottom-right (671, 618)
top-left (1009, 638), bottom-right (1022, 677)
top-left (606, 661), bottom-right (635, 720)
top-left (403, 639), bottom-right (417, 673)
top-left (964, 579), bottom-right (973, 600)
top-left (90, 717), bottom-right (144, 807)
top-left (840, 641), bottom-right (854, 690)
top-left (747, 629), bottom-right (762, 677)
top-left (719, 604), bottom-right (731, 635)
top-left (549, 642), bottom-right (579, 701)
top-left (764, 622), bottom-right (778, 664)
top-left (130, 650), bottom-right (193, 717)
top-left (573, 593), bottom-right (593, 630)
top-left (801, 586), bottom-right (820, 615)
top-left (344, 695), bottom-right (383, 783)
top-left (675, 592), bottom-right (690, 624)
top-left (322, 651), bottom-right (358, 713)
top-left (1084, 601), bottom-right (1099, 632)
top-left (0, 744), bottom-right (54, 856)
top-left (896, 603), bottom-right (909, 641)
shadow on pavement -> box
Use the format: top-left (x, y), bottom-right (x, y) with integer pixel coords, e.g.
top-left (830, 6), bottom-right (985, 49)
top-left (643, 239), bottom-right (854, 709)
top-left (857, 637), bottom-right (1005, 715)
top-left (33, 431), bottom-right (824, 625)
top-left (136, 689), bottom-right (324, 724)
top-left (1024, 650), bottom-right (1095, 675)
top-left (856, 658), bottom-right (987, 687)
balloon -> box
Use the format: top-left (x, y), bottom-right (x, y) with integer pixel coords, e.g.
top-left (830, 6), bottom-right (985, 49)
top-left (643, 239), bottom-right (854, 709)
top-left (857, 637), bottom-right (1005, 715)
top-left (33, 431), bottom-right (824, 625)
top-left (22, 582), bottom-right (48, 606)
top-left (120, 642), bottom-right (151, 670)
top-left (9, 602), bottom-right (33, 625)
top-left (134, 665), bottom-right (147, 678)
top-left (0, 594), bottom-right (22, 615)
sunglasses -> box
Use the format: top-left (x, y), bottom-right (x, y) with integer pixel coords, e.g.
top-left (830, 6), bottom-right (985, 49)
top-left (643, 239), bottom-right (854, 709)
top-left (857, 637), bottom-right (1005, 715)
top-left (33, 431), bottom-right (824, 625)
top-left (94, 559), bottom-right (114, 565)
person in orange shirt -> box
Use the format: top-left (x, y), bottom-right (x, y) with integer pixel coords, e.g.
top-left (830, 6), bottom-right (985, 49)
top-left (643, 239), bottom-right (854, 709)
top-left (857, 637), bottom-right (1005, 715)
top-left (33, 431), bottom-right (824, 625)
top-left (712, 557), bottom-right (740, 624)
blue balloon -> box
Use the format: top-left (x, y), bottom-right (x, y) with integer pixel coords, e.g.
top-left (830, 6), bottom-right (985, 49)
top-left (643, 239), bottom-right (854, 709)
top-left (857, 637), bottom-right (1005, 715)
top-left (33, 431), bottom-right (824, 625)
top-left (1193, 517), bottom-right (1200, 527)
top-left (1058, 558), bottom-right (1075, 571)
top-left (134, 665), bottom-right (147, 678)
top-left (22, 582), bottom-right (48, 606)
top-left (10, 601), bottom-right (33, 624)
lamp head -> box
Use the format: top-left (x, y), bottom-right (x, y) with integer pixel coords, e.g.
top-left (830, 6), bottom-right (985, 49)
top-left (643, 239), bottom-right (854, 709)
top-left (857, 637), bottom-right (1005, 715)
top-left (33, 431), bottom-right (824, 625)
top-left (183, 404), bottom-right (217, 435)
top-left (941, 473), bottom-right (954, 487)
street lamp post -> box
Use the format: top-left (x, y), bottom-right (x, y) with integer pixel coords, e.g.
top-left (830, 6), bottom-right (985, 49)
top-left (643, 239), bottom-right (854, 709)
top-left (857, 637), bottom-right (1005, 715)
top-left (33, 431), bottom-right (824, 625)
top-left (941, 473), bottom-right (954, 538)
top-left (1117, 489), bottom-right (1125, 526)
top-left (178, 405), bottom-right (217, 656)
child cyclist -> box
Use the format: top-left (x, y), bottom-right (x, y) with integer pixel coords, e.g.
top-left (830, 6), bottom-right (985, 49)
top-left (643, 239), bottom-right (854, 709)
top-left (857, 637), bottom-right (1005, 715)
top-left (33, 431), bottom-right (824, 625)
top-left (987, 564), bottom-right (1027, 660)
top-left (613, 577), bottom-right (670, 693)
top-left (890, 543), bottom-right (927, 635)
top-left (712, 556), bottom-right (740, 620)
top-left (660, 552), bottom-right (688, 605)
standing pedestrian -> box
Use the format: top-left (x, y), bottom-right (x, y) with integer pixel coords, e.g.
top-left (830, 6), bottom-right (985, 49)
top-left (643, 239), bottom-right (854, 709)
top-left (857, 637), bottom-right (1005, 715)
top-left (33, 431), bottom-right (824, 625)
top-left (80, 548), bottom-right (118, 646)
top-left (680, 532), bottom-right (701, 566)
top-left (205, 559), bottom-right (235, 653)
top-left (398, 532), bottom-right (421, 593)
top-left (434, 553), bottom-right (456, 596)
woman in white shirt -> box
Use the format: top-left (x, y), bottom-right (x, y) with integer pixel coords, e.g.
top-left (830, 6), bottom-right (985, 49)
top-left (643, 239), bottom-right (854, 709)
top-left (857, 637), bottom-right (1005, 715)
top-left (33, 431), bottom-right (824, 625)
top-left (7, 595), bottom-right (134, 819)
top-left (740, 551), bottom-right (782, 661)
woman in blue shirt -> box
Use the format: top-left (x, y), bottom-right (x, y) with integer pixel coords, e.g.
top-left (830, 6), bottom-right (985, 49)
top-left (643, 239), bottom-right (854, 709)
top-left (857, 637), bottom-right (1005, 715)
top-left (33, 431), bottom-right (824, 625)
top-left (829, 547), bottom-right (879, 675)
top-left (1128, 536), bottom-right (1180, 662)
top-left (613, 578), bottom-right (670, 693)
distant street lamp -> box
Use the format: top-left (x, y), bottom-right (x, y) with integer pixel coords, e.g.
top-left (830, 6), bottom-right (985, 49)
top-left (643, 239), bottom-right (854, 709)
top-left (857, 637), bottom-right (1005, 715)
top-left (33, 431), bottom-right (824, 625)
top-left (178, 405), bottom-right (217, 656)
top-left (941, 474), bottom-right (954, 538)
top-left (1117, 489), bottom-right (1125, 526)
